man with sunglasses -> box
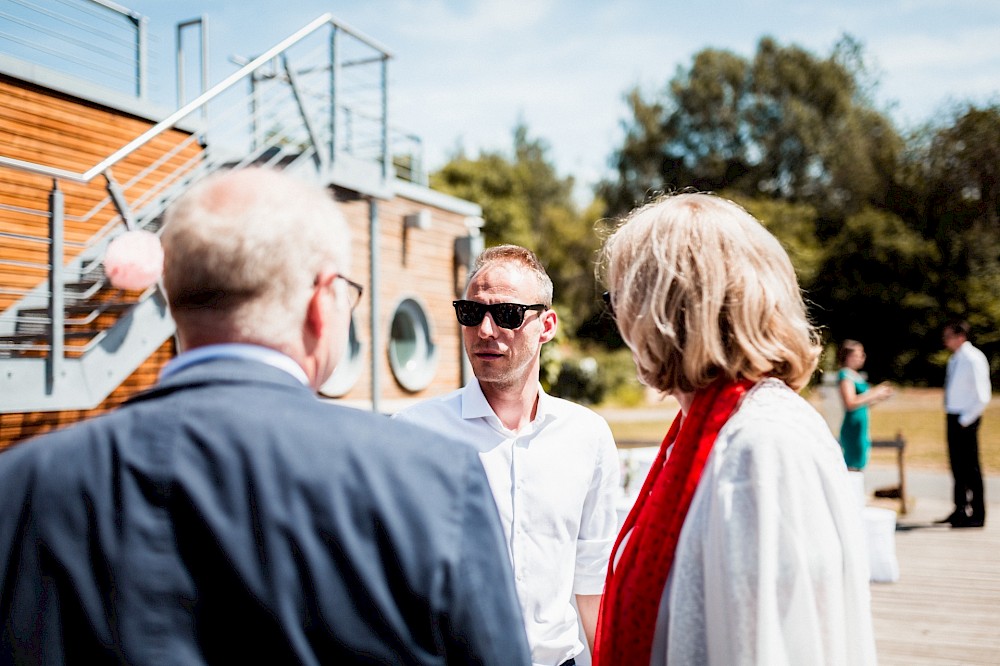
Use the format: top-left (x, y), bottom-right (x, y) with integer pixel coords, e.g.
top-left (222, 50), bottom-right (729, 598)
top-left (394, 245), bottom-right (620, 666)
top-left (0, 169), bottom-right (530, 665)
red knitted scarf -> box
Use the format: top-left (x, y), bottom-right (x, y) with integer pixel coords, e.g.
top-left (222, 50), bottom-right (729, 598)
top-left (594, 378), bottom-right (754, 666)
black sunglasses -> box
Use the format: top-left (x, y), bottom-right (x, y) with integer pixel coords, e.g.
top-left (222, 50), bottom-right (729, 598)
top-left (452, 300), bottom-right (547, 329)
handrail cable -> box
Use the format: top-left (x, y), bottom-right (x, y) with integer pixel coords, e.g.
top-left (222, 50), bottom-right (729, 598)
top-left (0, 12), bottom-right (392, 186)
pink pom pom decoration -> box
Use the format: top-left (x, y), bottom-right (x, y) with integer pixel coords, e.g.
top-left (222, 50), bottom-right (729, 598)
top-left (103, 229), bottom-right (164, 291)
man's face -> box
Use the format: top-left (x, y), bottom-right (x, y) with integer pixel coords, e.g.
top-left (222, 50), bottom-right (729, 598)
top-left (462, 263), bottom-right (556, 392)
top-left (943, 328), bottom-right (965, 353)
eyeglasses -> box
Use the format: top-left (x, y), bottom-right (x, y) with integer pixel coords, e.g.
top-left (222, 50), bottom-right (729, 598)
top-left (318, 274), bottom-right (364, 311)
top-left (602, 291), bottom-right (615, 318)
top-left (452, 300), bottom-right (547, 329)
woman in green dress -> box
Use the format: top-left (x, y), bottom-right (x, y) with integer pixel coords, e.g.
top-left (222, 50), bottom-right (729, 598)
top-left (838, 340), bottom-right (894, 470)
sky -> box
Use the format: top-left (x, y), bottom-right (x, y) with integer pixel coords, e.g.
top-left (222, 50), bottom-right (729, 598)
top-left (120, 0), bottom-right (1000, 200)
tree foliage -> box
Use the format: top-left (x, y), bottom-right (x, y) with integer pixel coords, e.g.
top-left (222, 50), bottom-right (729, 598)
top-left (600, 36), bottom-right (901, 223)
top-left (431, 124), bottom-right (605, 333)
top-left (598, 35), bottom-right (1000, 386)
top-left (812, 207), bottom-right (940, 380)
top-left (430, 41), bottom-right (1000, 388)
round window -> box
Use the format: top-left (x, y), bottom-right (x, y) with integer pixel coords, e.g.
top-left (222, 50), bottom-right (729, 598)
top-left (319, 314), bottom-right (364, 397)
top-left (388, 297), bottom-right (437, 392)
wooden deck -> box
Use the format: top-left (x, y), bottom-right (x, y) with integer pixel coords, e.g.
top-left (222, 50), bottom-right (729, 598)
top-left (868, 474), bottom-right (1000, 665)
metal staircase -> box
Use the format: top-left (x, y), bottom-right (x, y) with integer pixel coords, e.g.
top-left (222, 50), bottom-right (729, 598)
top-left (0, 12), bottom-right (423, 412)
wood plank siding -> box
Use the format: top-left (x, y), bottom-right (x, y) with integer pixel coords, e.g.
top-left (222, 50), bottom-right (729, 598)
top-left (0, 338), bottom-right (175, 445)
top-left (331, 195), bottom-right (469, 405)
top-left (0, 74), bottom-right (205, 312)
top-left (0, 75), bottom-right (198, 447)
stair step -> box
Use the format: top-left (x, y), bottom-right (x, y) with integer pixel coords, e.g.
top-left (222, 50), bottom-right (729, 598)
top-left (65, 280), bottom-right (102, 297)
top-left (0, 330), bottom-right (98, 343)
top-left (17, 302), bottom-right (134, 318)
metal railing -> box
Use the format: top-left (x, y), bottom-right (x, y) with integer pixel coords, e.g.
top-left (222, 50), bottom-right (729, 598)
top-left (0, 0), bottom-right (149, 98)
top-left (0, 12), bottom-right (425, 393)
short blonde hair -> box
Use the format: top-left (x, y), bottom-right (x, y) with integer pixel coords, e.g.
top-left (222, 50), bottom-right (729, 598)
top-left (162, 167), bottom-right (349, 346)
top-left (468, 244), bottom-right (553, 306)
top-left (598, 192), bottom-right (820, 392)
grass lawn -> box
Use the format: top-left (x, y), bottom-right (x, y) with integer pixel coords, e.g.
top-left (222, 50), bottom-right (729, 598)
top-left (866, 387), bottom-right (1000, 475)
top-left (602, 387), bottom-right (1000, 476)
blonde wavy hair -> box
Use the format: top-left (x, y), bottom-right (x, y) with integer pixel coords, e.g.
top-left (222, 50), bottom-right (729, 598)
top-left (598, 192), bottom-right (820, 393)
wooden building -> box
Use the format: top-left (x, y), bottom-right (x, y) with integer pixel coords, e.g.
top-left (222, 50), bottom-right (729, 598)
top-left (0, 4), bottom-right (482, 447)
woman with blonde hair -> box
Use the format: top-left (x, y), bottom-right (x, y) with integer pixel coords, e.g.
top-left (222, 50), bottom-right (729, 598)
top-left (594, 193), bottom-right (875, 665)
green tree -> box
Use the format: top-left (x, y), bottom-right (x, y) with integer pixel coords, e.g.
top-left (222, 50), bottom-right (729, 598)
top-left (599, 35), bottom-right (902, 224)
top-left (431, 124), bottom-right (604, 333)
top-left (812, 207), bottom-right (939, 381)
top-left (431, 150), bottom-right (534, 248)
top-left (900, 104), bottom-right (1000, 374)
top-left (729, 195), bottom-right (825, 289)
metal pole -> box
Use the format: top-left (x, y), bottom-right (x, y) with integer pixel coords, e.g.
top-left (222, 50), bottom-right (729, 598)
top-left (136, 15), bottom-right (148, 99)
top-left (176, 22), bottom-right (185, 106)
top-left (47, 180), bottom-right (65, 393)
top-left (200, 16), bottom-right (210, 124)
top-left (250, 72), bottom-right (260, 152)
top-left (381, 55), bottom-right (390, 181)
top-left (369, 198), bottom-right (380, 413)
top-left (177, 17), bottom-right (209, 117)
top-left (329, 26), bottom-right (339, 166)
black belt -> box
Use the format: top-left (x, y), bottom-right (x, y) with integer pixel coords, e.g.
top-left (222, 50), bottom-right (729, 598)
top-left (559, 660), bottom-right (576, 666)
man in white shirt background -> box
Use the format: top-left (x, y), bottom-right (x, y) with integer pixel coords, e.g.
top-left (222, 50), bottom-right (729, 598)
top-left (393, 244), bottom-right (620, 666)
top-left (940, 320), bottom-right (992, 528)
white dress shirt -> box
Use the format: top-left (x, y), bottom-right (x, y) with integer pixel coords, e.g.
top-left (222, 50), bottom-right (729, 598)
top-left (393, 379), bottom-right (620, 666)
top-left (945, 340), bottom-right (992, 427)
top-left (648, 379), bottom-right (876, 665)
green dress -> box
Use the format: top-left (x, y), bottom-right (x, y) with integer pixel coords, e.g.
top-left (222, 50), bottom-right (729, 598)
top-left (838, 367), bottom-right (871, 469)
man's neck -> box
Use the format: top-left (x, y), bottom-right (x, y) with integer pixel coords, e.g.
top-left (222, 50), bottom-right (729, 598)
top-left (480, 379), bottom-right (540, 432)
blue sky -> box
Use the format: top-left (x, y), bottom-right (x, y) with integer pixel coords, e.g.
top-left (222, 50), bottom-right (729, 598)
top-left (123, 0), bottom-right (1000, 199)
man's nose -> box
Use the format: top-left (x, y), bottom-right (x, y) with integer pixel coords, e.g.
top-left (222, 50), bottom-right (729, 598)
top-left (477, 313), bottom-right (499, 338)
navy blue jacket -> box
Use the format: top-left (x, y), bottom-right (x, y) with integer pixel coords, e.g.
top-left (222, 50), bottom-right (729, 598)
top-left (0, 358), bottom-right (530, 665)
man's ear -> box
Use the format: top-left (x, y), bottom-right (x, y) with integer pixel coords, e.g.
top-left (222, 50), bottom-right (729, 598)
top-left (305, 271), bottom-right (336, 343)
top-left (539, 307), bottom-right (558, 344)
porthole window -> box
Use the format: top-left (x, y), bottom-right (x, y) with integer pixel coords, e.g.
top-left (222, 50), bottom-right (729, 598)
top-left (388, 297), bottom-right (437, 392)
top-left (320, 314), bottom-right (363, 397)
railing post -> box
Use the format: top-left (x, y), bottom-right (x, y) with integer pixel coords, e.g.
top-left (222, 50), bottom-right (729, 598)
top-left (381, 54), bottom-right (390, 181)
top-left (200, 16), bottom-right (210, 124)
top-left (176, 16), bottom-right (210, 121)
top-left (329, 25), bottom-right (339, 166)
top-left (47, 180), bottom-right (65, 393)
top-left (135, 14), bottom-right (148, 99)
top-left (105, 170), bottom-right (135, 231)
top-left (283, 56), bottom-right (327, 171)
top-left (250, 71), bottom-right (260, 152)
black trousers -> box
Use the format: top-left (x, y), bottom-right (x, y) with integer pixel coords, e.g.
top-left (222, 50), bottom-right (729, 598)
top-left (946, 413), bottom-right (986, 520)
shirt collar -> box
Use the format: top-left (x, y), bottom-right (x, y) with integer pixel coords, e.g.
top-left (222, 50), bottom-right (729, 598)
top-left (460, 378), bottom-right (557, 430)
top-left (160, 343), bottom-right (310, 386)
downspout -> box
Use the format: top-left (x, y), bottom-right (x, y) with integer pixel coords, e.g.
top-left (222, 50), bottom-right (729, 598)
top-left (47, 180), bottom-right (65, 394)
top-left (369, 198), bottom-right (381, 413)
top-left (455, 217), bottom-right (484, 387)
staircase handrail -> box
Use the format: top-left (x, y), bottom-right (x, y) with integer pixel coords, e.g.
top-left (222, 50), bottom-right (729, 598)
top-left (0, 12), bottom-right (392, 185)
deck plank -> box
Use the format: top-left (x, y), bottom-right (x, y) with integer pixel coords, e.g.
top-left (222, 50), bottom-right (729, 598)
top-left (869, 493), bottom-right (1000, 665)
